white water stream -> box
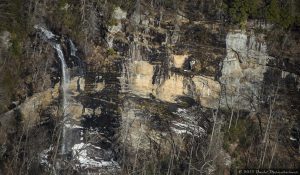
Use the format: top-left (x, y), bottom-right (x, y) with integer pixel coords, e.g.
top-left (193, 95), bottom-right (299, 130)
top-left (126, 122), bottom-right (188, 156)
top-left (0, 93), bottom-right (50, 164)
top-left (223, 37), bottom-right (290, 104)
top-left (35, 25), bottom-right (70, 154)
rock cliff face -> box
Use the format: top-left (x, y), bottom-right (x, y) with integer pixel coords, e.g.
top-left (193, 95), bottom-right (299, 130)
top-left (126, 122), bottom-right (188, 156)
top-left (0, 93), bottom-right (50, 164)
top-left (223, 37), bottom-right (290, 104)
top-left (220, 31), bottom-right (271, 110)
top-left (0, 0), bottom-right (299, 174)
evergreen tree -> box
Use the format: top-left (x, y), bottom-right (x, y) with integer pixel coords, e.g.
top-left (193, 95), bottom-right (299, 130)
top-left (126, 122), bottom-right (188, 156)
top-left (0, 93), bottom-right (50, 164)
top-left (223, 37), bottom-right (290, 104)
top-left (266, 0), bottom-right (280, 24)
top-left (224, 0), bottom-right (299, 29)
top-left (227, 0), bottom-right (262, 26)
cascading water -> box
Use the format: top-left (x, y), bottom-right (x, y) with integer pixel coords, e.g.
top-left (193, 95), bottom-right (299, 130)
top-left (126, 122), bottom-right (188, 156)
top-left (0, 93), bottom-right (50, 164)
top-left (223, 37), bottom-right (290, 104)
top-left (53, 43), bottom-right (70, 110)
top-left (69, 39), bottom-right (84, 76)
top-left (34, 25), bottom-right (70, 154)
top-left (54, 43), bottom-right (70, 154)
top-left (36, 25), bottom-right (120, 173)
top-left (69, 39), bottom-right (77, 57)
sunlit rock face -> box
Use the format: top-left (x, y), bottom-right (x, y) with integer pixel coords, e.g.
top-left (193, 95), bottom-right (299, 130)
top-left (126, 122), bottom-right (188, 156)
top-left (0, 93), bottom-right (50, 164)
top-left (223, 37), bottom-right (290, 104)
top-left (94, 82), bottom-right (105, 93)
top-left (220, 31), bottom-right (272, 110)
top-left (172, 54), bottom-right (189, 68)
top-left (65, 102), bottom-right (83, 121)
top-left (0, 86), bottom-right (59, 128)
top-left (192, 76), bottom-right (221, 108)
top-left (128, 61), bottom-right (155, 97)
top-left (0, 75), bottom-right (87, 128)
top-left (156, 74), bottom-right (187, 102)
top-left (127, 61), bottom-right (220, 108)
top-left (68, 76), bottom-right (85, 96)
top-left (19, 88), bottom-right (58, 123)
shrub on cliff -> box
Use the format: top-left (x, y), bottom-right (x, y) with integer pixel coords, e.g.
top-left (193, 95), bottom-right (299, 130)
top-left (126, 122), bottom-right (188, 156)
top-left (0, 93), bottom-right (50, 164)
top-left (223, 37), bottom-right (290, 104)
top-left (224, 0), bottom-right (299, 29)
top-left (224, 0), bottom-right (262, 26)
top-left (266, 0), bottom-right (297, 29)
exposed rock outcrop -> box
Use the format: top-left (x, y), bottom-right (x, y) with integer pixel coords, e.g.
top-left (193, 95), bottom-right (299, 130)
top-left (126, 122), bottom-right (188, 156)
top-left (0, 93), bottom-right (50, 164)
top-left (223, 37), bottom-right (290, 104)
top-left (128, 61), bottom-right (155, 97)
top-left (0, 86), bottom-right (59, 128)
top-left (220, 31), bottom-right (273, 110)
top-left (192, 76), bottom-right (221, 108)
top-left (172, 54), bottom-right (189, 68)
top-left (127, 60), bottom-right (221, 108)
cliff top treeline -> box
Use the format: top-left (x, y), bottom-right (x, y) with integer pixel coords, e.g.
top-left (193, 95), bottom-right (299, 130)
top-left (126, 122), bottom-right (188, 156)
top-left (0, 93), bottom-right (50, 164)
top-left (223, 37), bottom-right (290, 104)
top-left (1, 0), bottom-right (300, 31)
top-left (223, 0), bottom-right (300, 29)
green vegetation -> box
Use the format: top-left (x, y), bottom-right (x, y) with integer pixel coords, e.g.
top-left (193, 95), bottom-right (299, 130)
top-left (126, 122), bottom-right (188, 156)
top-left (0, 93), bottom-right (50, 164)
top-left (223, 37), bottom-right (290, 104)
top-left (266, 0), bottom-right (280, 23)
top-left (0, 0), bottom-right (25, 113)
top-left (224, 0), bottom-right (300, 29)
top-left (9, 33), bottom-right (23, 58)
top-left (0, 0), bottom-right (26, 50)
top-left (0, 72), bottom-right (15, 112)
top-left (109, 0), bottom-right (135, 11)
top-left (223, 117), bottom-right (260, 169)
top-left (0, 0), bottom-right (24, 31)
top-left (162, 0), bottom-right (179, 9)
top-left (223, 118), bottom-right (259, 150)
top-left (108, 17), bottom-right (118, 26)
top-left (226, 0), bottom-right (261, 27)
top-left (52, 0), bottom-right (82, 38)
top-left (223, 119), bottom-right (247, 148)
top-left (107, 48), bottom-right (117, 56)
top-left (265, 0), bottom-right (298, 29)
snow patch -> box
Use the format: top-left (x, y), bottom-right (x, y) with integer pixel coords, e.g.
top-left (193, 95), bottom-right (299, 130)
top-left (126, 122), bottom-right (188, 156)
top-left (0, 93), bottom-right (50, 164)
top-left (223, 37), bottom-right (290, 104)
top-left (72, 143), bottom-right (120, 169)
top-left (177, 108), bottom-right (187, 113)
top-left (171, 121), bottom-right (205, 136)
top-left (290, 136), bottom-right (297, 141)
top-left (40, 146), bottom-right (54, 167)
top-left (171, 107), bottom-right (206, 136)
top-left (64, 123), bottom-right (83, 129)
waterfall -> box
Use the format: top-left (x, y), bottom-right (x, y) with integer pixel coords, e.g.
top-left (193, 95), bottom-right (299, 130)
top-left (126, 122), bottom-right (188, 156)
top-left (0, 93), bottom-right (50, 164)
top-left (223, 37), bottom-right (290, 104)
top-left (53, 43), bottom-right (70, 154)
top-left (54, 44), bottom-right (70, 110)
top-left (35, 25), bottom-right (120, 172)
top-left (69, 39), bottom-right (77, 57)
top-left (35, 25), bottom-right (70, 154)
top-left (36, 26), bottom-right (57, 40)
top-left (69, 39), bottom-right (84, 76)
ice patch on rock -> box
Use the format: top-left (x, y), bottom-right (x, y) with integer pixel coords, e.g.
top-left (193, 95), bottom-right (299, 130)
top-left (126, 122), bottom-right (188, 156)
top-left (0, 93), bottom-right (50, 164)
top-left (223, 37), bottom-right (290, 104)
top-left (72, 143), bottom-right (120, 170)
top-left (40, 146), bottom-right (54, 167)
top-left (171, 107), bottom-right (206, 136)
